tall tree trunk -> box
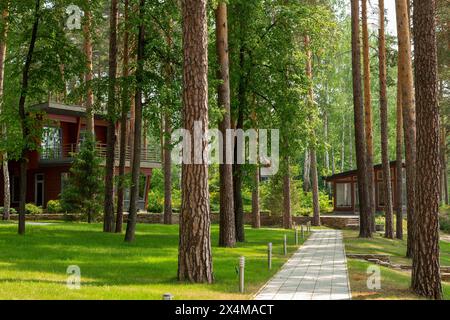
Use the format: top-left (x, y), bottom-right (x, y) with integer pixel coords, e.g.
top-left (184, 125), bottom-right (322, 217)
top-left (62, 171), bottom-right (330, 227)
top-left (349, 121), bottom-right (353, 169)
top-left (83, 3), bottom-right (95, 135)
top-left (124, 0), bottom-right (145, 243)
top-left (351, 0), bottom-right (372, 238)
top-left (379, 0), bottom-right (394, 239)
top-left (362, 0), bottom-right (376, 231)
top-left (116, 0), bottom-right (131, 233)
top-left (252, 163), bottom-right (260, 229)
top-left (340, 115), bottom-right (345, 172)
top-left (303, 150), bottom-right (311, 192)
top-left (104, 0), bottom-right (119, 233)
top-left (305, 35), bottom-right (320, 226)
top-left (395, 70), bottom-right (404, 239)
top-left (283, 155), bottom-right (292, 229)
top-left (233, 47), bottom-right (245, 243)
top-left (0, 1), bottom-right (10, 221)
top-left (18, 0), bottom-right (40, 235)
top-left (411, 0), bottom-right (442, 299)
top-left (216, 2), bottom-right (235, 247)
top-left (395, 0), bottom-right (417, 258)
top-left (177, 0), bottom-right (213, 283)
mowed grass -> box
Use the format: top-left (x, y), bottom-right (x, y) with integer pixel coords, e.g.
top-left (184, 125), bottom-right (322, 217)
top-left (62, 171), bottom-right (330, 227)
top-left (343, 230), bottom-right (450, 300)
top-left (0, 222), bottom-right (304, 300)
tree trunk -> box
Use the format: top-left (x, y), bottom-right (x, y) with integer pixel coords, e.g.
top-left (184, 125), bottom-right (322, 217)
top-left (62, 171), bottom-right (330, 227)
top-left (349, 121), bottom-right (353, 169)
top-left (124, 0), bottom-right (145, 243)
top-left (351, 0), bottom-right (372, 238)
top-left (395, 70), bottom-right (404, 239)
top-left (304, 35), bottom-right (320, 226)
top-left (411, 0), bottom-right (442, 299)
top-left (395, 0), bottom-right (417, 258)
top-left (303, 150), bottom-right (311, 192)
top-left (362, 0), bottom-right (376, 231)
top-left (341, 115), bottom-right (345, 172)
top-left (0, 2), bottom-right (10, 221)
top-left (379, 0), bottom-right (394, 239)
top-left (177, 0), bottom-right (213, 283)
top-left (17, 0), bottom-right (40, 235)
top-left (104, 0), bottom-right (119, 233)
top-left (311, 148), bottom-right (320, 226)
top-left (216, 2), bottom-right (235, 247)
top-left (116, 0), bottom-right (131, 233)
top-left (283, 156), bottom-right (292, 229)
top-left (252, 163), bottom-right (260, 229)
top-left (233, 47), bottom-right (245, 243)
top-left (83, 4), bottom-right (94, 135)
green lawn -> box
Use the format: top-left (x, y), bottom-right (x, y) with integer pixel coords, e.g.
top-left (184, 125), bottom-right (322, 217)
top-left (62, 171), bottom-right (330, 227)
top-left (0, 222), bottom-right (304, 300)
top-left (343, 230), bottom-right (450, 300)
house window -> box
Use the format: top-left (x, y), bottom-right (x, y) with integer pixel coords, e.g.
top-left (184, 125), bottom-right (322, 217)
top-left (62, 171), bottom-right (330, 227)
top-left (35, 174), bottom-right (45, 207)
top-left (336, 183), bottom-right (352, 208)
top-left (41, 126), bottom-right (62, 160)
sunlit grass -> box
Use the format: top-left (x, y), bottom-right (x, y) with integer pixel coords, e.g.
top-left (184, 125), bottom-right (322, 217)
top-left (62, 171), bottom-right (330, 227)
top-left (0, 222), bottom-right (305, 300)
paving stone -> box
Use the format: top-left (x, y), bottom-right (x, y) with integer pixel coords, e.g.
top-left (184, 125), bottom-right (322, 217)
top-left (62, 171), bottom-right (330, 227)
top-left (255, 230), bottom-right (351, 300)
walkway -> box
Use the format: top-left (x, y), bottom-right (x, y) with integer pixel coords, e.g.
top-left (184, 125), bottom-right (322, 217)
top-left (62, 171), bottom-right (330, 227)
top-left (254, 229), bottom-right (351, 300)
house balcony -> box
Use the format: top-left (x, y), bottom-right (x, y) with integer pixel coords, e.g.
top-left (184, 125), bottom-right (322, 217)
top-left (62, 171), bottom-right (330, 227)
top-left (39, 143), bottom-right (161, 169)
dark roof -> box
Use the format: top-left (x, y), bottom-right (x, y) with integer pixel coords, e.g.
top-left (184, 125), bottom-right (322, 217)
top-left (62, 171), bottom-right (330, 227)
top-left (31, 102), bottom-right (108, 119)
top-left (324, 160), bottom-right (404, 181)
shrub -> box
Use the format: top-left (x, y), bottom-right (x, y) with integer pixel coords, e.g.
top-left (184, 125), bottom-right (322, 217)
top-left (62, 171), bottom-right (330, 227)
top-left (440, 206), bottom-right (450, 233)
top-left (147, 190), bottom-right (163, 213)
top-left (25, 203), bottom-right (43, 215)
top-left (0, 207), bottom-right (17, 215)
top-left (46, 200), bottom-right (63, 213)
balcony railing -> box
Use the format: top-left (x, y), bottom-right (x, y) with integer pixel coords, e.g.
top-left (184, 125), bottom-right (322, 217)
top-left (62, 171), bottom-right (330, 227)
top-left (40, 142), bottom-right (161, 166)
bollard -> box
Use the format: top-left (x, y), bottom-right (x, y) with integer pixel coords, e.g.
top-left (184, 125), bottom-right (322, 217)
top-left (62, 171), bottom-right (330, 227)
top-left (295, 227), bottom-right (299, 245)
top-left (163, 293), bottom-right (173, 300)
top-left (239, 256), bottom-right (245, 293)
top-left (283, 234), bottom-right (287, 256)
top-left (301, 225), bottom-right (304, 239)
top-left (268, 243), bottom-right (272, 270)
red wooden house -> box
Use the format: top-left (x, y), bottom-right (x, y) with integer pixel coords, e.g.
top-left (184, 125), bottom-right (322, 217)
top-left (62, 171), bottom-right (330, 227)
top-left (324, 161), bottom-right (406, 213)
top-left (0, 102), bottom-right (161, 210)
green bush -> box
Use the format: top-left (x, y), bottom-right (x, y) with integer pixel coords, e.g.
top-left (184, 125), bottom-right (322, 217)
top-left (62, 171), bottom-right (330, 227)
top-left (25, 203), bottom-right (43, 215)
top-left (0, 207), bottom-right (17, 215)
top-left (147, 190), bottom-right (163, 213)
top-left (46, 200), bottom-right (63, 213)
top-left (440, 205), bottom-right (450, 233)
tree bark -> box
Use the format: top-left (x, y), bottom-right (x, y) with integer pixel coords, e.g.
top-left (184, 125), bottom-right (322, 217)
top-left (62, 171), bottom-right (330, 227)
top-left (233, 47), bottom-right (245, 243)
top-left (351, 0), bottom-right (372, 238)
top-left (395, 70), bottom-right (404, 239)
top-left (411, 0), bottom-right (442, 299)
top-left (303, 150), bottom-right (311, 192)
top-left (116, 0), bottom-right (131, 233)
top-left (341, 114), bottom-right (346, 172)
top-left (18, 0), bottom-right (40, 235)
top-left (0, 2), bottom-right (10, 221)
top-left (379, 0), bottom-right (394, 239)
top-left (177, 0), bottom-right (213, 283)
top-left (283, 156), bottom-right (292, 229)
top-left (83, 3), bottom-right (95, 136)
top-left (216, 2), bottom-right (235, 247)
top-left (396, 0), bottom-right (417, 258)
top-left (104, 0), bottom-right (119, 233)
top-left (124, 0), bottom-right (145, 243)
top-left (252, 163), bottom-right (260, 229)
top-left (362, 0), bottom-right (376, 231)
top-left (305, 35), bottom-right (320, 226)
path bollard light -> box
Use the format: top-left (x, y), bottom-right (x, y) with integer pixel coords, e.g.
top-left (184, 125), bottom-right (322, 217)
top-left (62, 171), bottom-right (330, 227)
top-left (239, 256), bottom-right (245, 293)
top-left (295, 227), bottom-right (299, 245)
top-left (283, 234), bottom-right (287, 256)
top-left (163, 293), bottom-right (173, 300)
top-left (268, 243), bottom-right (272, 270)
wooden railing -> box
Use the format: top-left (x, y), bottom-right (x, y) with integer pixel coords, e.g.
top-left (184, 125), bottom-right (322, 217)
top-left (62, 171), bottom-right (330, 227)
top-left (40, 142), bottom-right (161, 165)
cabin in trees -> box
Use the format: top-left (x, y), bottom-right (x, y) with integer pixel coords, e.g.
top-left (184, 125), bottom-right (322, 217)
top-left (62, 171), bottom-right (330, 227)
top-left (0, 102), bottom-right (161, 210)
top-left (325, 161), bottom-right (406, 213)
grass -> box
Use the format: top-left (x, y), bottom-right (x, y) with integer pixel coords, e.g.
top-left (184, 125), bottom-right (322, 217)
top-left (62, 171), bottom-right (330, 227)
top-left (0, 222), bottom-right (304, 300)
top-left (343, 230), bottom-right (450, 300)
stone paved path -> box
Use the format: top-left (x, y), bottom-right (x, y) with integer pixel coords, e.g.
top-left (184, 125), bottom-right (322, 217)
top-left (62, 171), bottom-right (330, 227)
top-left (254, 229), bottom-right (351, 300)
